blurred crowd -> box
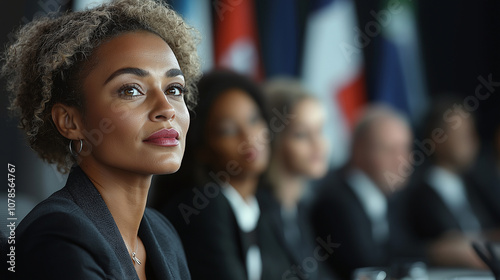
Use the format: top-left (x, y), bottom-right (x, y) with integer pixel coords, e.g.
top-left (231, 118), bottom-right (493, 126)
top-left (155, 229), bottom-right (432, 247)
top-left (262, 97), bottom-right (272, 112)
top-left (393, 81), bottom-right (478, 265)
top-left (150, 69), bottom-right (500, 280)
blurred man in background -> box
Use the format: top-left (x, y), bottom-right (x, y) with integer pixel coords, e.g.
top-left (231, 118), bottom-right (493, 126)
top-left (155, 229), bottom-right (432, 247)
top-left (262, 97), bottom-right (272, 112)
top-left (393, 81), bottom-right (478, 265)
top-left (311, 105), bottom-right (413, 279)
top-left (406, 96), bottom-right (500, 268)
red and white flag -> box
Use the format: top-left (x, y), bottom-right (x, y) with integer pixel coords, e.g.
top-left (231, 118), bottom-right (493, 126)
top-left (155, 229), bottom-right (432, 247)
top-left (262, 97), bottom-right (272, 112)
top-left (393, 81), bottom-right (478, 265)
top-left (213, 0), bottom-right (263, 80)
top-left (302, 0), bottom-right (367, 167)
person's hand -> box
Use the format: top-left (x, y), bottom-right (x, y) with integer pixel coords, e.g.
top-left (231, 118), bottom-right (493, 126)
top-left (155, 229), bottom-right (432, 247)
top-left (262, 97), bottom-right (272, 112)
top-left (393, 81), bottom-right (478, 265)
top-left (472, 242), bottom-right (500, 280)
top-left (428, 232), bottom-right (486, 269)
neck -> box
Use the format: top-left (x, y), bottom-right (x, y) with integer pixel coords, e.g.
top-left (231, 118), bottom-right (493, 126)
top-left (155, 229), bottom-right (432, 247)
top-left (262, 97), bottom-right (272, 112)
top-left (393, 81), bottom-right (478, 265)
top-left (434, 159), bottom-right (460, 174)
top-left (228, 174), bottom-right (259, 203)
top-left (270, 163), bottom-right (305, 209)
top-left (348, 163), bottom-right (390, 196)
top-left (79, 159), bottom-right (151, 250)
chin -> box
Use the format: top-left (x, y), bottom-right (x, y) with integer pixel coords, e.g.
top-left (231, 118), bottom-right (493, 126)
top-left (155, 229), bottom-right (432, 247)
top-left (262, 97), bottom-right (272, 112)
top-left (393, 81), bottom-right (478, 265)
top-left (146, 161), bottom-right (182, 175)
top-left (298, 162), bottom-right (327, 179)
top-left (309, 170), bottom-right (328, 180)
top-left (242, 161), bottom-right (268, 176)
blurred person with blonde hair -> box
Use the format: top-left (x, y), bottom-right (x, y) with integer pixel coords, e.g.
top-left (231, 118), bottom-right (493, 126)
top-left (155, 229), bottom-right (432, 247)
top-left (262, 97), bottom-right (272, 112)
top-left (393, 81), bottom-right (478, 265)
top-left (258, 77), bottom-right (334, 280)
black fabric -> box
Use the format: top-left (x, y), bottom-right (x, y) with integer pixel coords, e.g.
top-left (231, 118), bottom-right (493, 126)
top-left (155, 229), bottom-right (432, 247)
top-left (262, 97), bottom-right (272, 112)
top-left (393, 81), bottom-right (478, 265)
top-left (162, 184), bottom-right (293, 280)
top-left (471, 153), bottom-right (500, 225)
top-left (257, 187), bottom-right (333, 280)
top-left (1, 230), bottom-right (8, 279)
top-left (311, 170), bottom-right (387, 279)
top-left (406, 169), bottom-right (499, 240)
top-left (16, 165), bottom-right (190, 280)
top-left (311, 169), bottom-right (397, 279)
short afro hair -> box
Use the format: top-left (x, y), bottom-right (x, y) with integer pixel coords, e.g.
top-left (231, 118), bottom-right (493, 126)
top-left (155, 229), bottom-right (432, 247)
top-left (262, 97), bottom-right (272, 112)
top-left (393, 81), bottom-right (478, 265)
top-left (2, 0), bottom-right (201, 172)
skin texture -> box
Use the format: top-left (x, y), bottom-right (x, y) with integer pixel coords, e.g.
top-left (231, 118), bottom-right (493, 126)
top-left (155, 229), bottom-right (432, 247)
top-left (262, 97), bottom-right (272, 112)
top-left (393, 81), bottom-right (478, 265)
top-left (51, 31), bottom-right (188, 280)
top-left (271, 98), bottom-right (328, 208)
top-left (435, 109), bottom-right (478, 173)
top-left (203, 89), bottom-right (270, 200)
top-left (352, 115), bottom-right (412, 194)
top-left (279, 98), bottom-right (328, 179)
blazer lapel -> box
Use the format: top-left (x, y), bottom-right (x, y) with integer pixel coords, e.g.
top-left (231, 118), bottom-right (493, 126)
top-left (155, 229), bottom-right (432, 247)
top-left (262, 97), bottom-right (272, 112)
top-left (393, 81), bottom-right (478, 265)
top-left (138, 212), bottom-right (176, 279)
top-left (65, 166), bottom-right (139, 280)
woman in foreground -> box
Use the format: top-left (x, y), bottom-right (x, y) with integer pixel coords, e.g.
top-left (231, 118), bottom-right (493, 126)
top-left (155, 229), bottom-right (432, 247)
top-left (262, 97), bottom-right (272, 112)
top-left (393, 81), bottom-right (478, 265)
top-left (2, 0), bottom-right (200, 279)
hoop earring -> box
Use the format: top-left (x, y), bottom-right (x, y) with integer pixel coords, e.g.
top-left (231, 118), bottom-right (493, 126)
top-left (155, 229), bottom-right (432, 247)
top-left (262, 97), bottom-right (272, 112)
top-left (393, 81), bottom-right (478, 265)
top-left (69, 139), bottom-right (83, 157)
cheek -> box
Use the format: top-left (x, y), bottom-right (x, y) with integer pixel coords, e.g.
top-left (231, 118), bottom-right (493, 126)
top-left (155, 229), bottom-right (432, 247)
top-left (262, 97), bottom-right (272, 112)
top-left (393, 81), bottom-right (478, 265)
top-left (282, 140), bottom-right (308, 167)
top-left (319, 138), bottom-right (329, 155)
top-left (289, 141), bottom-right (307, 159)
top-left (174, 102), bottom-right (190, 143)
top-left (208, 137), bottom-right (242, 165)
top-left (370, 152), bottom-right (389, 171)
top-left (83, 106), bottom-right (136, 148)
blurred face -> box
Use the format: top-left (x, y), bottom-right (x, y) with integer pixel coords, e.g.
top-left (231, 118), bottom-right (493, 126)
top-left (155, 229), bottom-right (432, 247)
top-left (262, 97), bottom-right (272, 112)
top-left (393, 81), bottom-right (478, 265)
top-left (79, 31), bottom-right (189, 175)
top-left (204, 89), bottom-right (270, 177)
top-left (360, 117), bottom-right (412, 192)
top-left (437, 113), bottom-right (478, 171)
top-left (278, 99), bottom-right (328, 179)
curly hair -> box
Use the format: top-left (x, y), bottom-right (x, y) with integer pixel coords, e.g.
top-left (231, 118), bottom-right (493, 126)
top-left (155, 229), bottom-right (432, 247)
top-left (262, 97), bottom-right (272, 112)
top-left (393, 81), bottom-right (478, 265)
top-left (2, 0), bottom-right (201, 172)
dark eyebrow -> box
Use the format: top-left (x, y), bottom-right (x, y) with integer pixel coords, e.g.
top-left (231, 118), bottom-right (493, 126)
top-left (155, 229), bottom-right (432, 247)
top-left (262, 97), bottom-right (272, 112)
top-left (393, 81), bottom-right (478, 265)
top-left (104, 67), bottom-right (149, 85)
top-left (166, 68), bottom-right (184, 78)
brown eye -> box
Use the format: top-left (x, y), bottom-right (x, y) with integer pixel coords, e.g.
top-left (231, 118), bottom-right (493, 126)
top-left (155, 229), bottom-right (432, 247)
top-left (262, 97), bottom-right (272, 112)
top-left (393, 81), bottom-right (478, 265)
top-left (125, 88), bottom-right (136, 95)
top-left (118, 85), bottom-right (143, 98)
top-left (166, 85), bottom-right (185, 96)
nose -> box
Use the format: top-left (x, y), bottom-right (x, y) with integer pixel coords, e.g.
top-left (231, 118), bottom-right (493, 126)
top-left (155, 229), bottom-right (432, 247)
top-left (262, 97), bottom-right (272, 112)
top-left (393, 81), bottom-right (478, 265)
top-left (148, 88), bottom-right (175, 122)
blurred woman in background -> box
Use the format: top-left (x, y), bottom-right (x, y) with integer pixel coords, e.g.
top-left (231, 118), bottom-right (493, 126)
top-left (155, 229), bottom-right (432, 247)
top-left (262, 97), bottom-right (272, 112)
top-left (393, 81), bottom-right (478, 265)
top-left (162, 70), bottom-right (293, 280)
top-left (258, 78), bottom-right (331, 280)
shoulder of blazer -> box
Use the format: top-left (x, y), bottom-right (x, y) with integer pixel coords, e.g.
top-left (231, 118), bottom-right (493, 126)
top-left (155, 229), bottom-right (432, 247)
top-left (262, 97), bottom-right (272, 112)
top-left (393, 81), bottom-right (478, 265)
top-left (16, 187), bottom-right (81, 236)
top-left (16, 165), bottom-right (139, 279)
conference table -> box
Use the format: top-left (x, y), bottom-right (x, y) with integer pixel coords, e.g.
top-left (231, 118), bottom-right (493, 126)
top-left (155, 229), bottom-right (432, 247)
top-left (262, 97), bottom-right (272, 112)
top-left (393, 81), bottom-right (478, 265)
top-left (427, 268), bottom-right (493, 280)
top-left (353, 267), bottom-right (494, 279)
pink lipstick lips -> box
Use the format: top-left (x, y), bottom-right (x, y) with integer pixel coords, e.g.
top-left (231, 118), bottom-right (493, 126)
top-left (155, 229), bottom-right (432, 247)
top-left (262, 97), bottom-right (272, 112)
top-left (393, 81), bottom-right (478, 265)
top-left (143, 128), bottom-right (179, 147)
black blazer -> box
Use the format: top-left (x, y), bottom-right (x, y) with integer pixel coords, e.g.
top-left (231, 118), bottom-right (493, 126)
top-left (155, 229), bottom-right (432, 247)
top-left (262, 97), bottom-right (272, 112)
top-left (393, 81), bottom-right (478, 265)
top-left (257, 188), bottom-right (336, 280)
top-left (310, 170), bottom-right (393, 279)
top-left (16, 166), bottom-right (190, 280)
top-left (162, 185), bottom-right (293, 280)
top-left (406, 171), bottom-right (499, 240)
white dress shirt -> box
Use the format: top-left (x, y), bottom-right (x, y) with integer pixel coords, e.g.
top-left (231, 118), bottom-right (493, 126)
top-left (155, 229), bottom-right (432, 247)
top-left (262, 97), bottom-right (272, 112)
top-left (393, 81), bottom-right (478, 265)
top-left (346, 169), bottom-right (389, 244)
top-left (221, 185), bottom-right (262, 280)
top-left (426, 166), bottom-right (481, 232)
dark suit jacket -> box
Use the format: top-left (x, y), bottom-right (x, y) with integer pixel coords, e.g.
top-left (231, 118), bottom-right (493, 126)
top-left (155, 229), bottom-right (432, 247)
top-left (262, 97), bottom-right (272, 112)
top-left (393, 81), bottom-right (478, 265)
top-left (257, 187), bottom-right (337, 280)
top-left (311, 170), bottom-right (394, 279)
top-left (471, 154), bottom-right (500, 224)
top-left (16, 166), bottom-right (190, 280)
top-left (407, 170), bottom-right (499, 240)
top-left (162, 185), bottom-right (293, 280)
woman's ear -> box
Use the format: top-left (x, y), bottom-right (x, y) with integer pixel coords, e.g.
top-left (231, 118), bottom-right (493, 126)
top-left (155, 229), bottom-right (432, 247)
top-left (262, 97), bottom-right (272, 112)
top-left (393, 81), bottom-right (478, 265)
top-left (51, 103), bottom-right (85, 140)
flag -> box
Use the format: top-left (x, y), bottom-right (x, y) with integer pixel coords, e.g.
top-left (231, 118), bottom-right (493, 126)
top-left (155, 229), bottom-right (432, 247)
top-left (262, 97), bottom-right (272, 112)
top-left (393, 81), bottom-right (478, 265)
top-left (256, 0), bottom-right (300, 77)
top-left (301, 0), bottom-right (367, 167)
top-left (372, 0), bottom-right (428, 124)
top-left (73, 0), bottom-right (110, 11)
top-left (169, 0), bottom-right (214, 71)
top-left (213, 0), bottom-right (263, 80)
